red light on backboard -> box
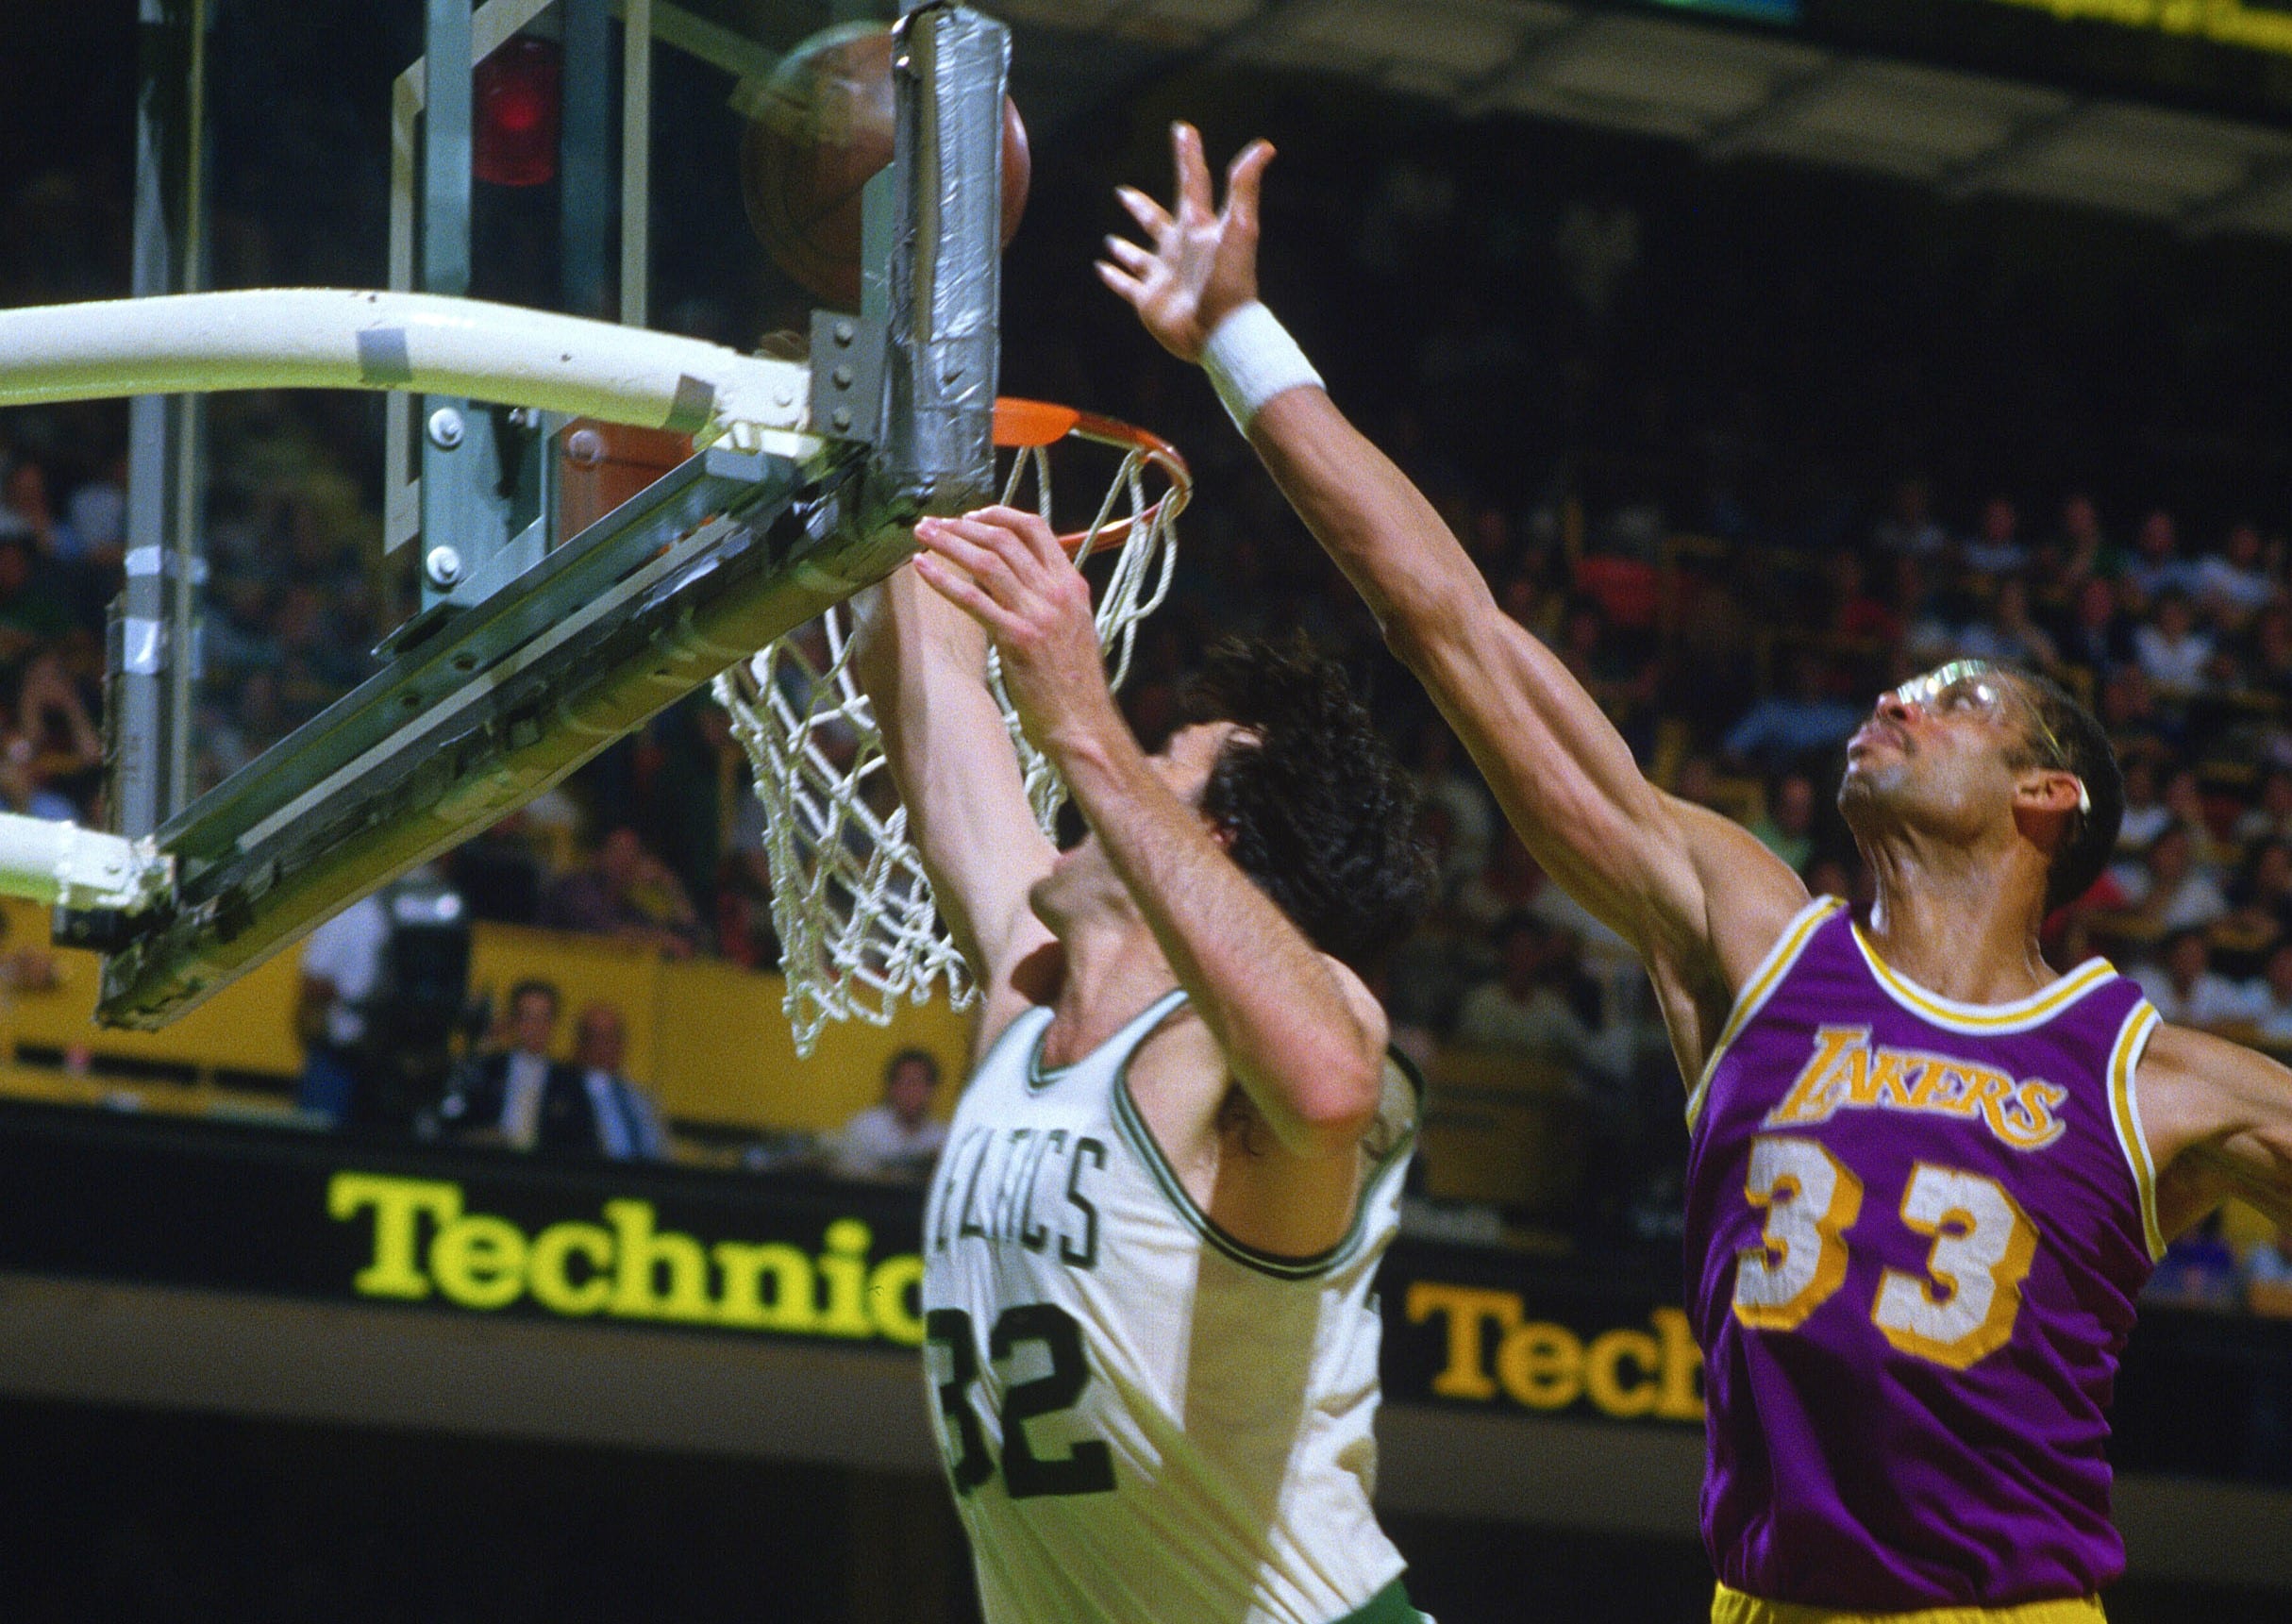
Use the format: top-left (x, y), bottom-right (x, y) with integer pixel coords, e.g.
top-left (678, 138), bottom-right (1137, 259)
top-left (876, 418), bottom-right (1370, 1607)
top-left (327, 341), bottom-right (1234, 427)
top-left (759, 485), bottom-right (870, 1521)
top-left (475, 37), bottom-right (560, 188)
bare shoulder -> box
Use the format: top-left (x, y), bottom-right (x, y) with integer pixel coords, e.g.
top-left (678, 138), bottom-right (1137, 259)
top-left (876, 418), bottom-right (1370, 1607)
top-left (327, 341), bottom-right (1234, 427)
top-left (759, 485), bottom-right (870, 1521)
top-left (2134, 1018), bottom-right (2292, 1234)
top-left (1665, 795), bottom-right (1815, 993)
top-left (2133, 1018), bottom-right (2291, 1158)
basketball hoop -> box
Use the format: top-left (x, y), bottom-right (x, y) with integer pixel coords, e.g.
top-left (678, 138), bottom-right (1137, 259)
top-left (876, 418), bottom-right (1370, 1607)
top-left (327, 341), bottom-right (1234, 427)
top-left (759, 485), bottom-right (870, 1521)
top-left (715, 399), bottom-right (1189, 1055)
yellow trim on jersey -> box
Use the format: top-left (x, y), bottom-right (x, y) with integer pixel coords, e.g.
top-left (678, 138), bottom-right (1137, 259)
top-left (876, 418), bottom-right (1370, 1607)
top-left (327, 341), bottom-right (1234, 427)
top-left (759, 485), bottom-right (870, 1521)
top-left (1849, 928), bottom-right (2116, 1034)
top-left (2106, 1000), bottom-right (2167, 1263)
top-left (1712, 1583), bottom-right (2105, 1624)
top-left (1686, 896), bottom-right (1846, 1131)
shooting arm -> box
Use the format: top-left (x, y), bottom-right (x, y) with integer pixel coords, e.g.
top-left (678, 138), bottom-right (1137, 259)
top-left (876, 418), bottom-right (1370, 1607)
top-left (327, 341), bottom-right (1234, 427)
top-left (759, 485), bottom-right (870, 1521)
top-left (1247, 384), bottom-right (1800, 968)
top-left (1057, 715), bottom-right (1386, 1158)
top-left (1097, 126), bottom-right (1804, 992)
top-left (914, 508), bottom-right (1384, 1158)
top-left (847, 561), bottom-right (1057, 996)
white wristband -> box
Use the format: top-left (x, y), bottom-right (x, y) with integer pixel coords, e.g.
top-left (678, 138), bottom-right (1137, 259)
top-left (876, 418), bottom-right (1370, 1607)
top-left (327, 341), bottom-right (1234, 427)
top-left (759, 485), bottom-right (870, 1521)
top-left (1201, 302), bottom-right (1323, 432)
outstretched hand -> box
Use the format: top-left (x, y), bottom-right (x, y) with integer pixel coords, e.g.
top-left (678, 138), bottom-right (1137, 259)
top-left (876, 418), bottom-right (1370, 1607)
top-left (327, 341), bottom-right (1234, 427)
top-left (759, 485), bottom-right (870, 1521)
top-left (911, 507), bottom-right (1118, 756)
top-left (1097, 123), bottom-right (1274, 363)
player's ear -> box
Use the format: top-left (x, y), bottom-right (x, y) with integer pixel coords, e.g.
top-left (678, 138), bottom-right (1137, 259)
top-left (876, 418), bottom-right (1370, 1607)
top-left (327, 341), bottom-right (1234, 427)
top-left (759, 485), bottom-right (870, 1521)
top-left (2014, 766), bottom-right (2085, 819)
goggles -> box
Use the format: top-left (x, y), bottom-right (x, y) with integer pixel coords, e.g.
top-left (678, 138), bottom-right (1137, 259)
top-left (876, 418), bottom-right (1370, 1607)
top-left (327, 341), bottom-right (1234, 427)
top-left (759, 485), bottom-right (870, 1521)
top-left (1890, 660), bottom-right (2092, 815)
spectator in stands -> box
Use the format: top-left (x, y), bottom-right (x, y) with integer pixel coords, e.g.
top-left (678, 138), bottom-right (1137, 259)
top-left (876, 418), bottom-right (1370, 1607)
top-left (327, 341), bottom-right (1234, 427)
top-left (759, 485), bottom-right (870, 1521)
top-left (1870, 475), bottom-right (1949, 560)
top-left (2242, 1230), bottom-right (2292, 1317)
top-left (570, 1002), bottom-right (670, 1162)
top-left (2249, 940), bottom-right (2292, 1049)
top-left (2114, 755), bottom-right (2170, 858)
top-left (538, 825), bottom-right (701, 958)
top-left (2057, 576), bottom-right (2132, 683)
top-left (1414, 726), bottom-right (1495, 900)
top-left (2124, 508), bottom-right (2197, 605)
top-left (2213, 841), bottom-right (2292, 977)
top-left (2145, 1209), bottom-right (2242, 1312)
top-left (830, 1048), bottom-right (948, 1182)
top-left (1961, 494), bottom-right (2028, 578)
top-left (0, 904), bottom-right (59, 994)
top-left (2235, 769), bottom-right (2292, 848)
top-left (713, 845), bottom-right (782, 969)
top-left (1748, 771), bottom-right (1816, 875)
top-left (0, 533), bottom-right (71, 666)
top-left (1720, 651), bottom-right (1858, 778)
top-left (1955, 576), bottom-right (2058, 672)
top-left (2119, 826), bottom-right (2230, 935)
top-left (1454, 829), bottom-right (1545, 938)
top-left (2049, 491), bottom-right (2115, 589)
top-left (1452, 912), bottom-right (1597, 1073)
top-left (2133, 590), bottom-right (2217, 696)
top-left (2098, 663), bottom-right (2176, 762)
top-left (2244, 604), bottom-right (2292, 704)
top-left (435, 979), bottom-right (583, 1152)
top-left (2133, 929), bottom-right (2258, 1031)
top-left (0, 459), bottom-right (72, 562)
top-left (294, 891), bottom-right (393, 1127)
top-left (2162, 764), bottom-right (2233, 871)
top-left (2195, 521), bottom-right (2276, 630)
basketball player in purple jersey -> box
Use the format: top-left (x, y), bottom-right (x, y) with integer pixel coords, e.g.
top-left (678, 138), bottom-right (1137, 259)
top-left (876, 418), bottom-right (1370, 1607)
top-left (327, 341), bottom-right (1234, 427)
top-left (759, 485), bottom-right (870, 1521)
top-left (1102, 124), bottom-right (2292, 1621)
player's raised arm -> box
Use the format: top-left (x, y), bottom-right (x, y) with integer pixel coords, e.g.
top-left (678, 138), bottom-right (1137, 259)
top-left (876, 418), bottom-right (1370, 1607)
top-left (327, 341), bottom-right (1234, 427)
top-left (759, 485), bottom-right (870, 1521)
top-left (912, 507), bottom-right (1390, 1163)
top-left (846, 560), bottom-right (1058, 1037)
top-left (1097, 124), bottom-right (1807, 1023)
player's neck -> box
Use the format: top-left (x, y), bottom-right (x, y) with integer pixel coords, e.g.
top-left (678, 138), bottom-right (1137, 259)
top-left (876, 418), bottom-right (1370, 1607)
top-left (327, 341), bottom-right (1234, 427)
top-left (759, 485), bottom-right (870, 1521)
top-left (1038, 914), bottom-right (1179, 1072)
top-left (1860, 841), bottom-right (2055, 1004)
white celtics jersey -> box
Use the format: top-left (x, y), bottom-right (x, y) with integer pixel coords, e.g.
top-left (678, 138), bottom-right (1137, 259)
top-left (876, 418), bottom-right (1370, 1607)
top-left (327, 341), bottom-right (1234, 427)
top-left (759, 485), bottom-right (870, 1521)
top-left (921, 988), bottom-right (1421, 1624)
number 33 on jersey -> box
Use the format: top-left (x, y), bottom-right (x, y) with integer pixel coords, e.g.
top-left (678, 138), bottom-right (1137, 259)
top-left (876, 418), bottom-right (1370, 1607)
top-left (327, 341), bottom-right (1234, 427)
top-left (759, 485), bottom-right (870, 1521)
top-left (1684, 897), bottom-right (2166, 1605)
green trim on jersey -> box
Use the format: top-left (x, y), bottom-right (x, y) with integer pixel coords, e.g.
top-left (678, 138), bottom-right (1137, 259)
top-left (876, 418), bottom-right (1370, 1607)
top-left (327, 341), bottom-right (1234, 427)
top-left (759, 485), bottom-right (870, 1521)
top-left (1023, 990), bottom-right (1186, 1096)
top-left (1106, 1021), bottom-right (1420, 1282)
top-left (1333, 1576), bottom-right (1430, 1624)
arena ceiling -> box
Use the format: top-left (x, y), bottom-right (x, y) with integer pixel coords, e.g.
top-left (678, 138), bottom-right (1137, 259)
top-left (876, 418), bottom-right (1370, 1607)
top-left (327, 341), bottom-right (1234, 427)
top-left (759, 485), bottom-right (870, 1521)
top-left (981, 0), bottom-right (2292, 242)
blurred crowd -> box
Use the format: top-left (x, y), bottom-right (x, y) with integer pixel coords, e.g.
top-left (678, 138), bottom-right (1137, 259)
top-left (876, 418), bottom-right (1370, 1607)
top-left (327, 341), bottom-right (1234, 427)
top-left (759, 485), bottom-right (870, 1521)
top-left (11, 42), bottom-right (2292, 1306)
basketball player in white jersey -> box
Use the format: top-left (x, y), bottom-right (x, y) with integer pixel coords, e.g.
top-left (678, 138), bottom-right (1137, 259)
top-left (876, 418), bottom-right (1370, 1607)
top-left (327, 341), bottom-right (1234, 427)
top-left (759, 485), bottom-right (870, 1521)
top-left (848, 503), bottom-right (1436, 1623)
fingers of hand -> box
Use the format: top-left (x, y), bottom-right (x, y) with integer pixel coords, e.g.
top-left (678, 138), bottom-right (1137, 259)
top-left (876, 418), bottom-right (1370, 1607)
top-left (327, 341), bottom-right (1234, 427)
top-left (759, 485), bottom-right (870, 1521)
top-left (1102, 234), bottom-right (1153, 275)
top-left (912, 553), bottom-right (1022, 641)
top-left (1096, 260), bottom-right (1146, 305)
top-left (967, 505), bottom-right (1071, 571)
top-left (1173, 122), bottom-right (1215, 222)
top-left (914, 515), bottom-right (1029, 606)
top-left (1225, 141), bottom-right (1275, 229)
top-left (1115, 185), bottom-right (1172, 240)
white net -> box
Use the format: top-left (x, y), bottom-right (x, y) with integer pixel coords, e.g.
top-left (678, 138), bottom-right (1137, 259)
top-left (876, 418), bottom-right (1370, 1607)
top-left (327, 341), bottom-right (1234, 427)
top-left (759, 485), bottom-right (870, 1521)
top-left (713, 408), bottom-right (1188, 1055)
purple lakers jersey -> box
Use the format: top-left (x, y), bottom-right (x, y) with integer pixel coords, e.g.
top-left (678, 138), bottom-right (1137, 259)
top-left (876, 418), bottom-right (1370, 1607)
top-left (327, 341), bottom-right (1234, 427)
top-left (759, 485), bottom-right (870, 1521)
top-left (1684, 897), bottom-right (2164, 1610)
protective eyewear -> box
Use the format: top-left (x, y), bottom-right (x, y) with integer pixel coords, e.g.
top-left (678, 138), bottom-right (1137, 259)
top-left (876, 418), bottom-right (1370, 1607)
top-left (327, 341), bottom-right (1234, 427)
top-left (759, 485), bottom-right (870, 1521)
top-left (1891, 660), bottom-right (2091, 815)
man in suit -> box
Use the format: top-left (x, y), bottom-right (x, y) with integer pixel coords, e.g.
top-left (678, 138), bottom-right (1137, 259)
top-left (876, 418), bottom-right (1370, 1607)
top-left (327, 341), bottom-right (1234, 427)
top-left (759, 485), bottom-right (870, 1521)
top-left (438, 979), bottom-right (580, 1153)
top-left (570, 1001), bottom-right (670, 1162)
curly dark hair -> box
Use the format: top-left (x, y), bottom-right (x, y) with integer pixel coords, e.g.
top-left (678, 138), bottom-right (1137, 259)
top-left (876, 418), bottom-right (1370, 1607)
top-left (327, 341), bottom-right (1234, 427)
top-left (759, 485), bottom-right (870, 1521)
top-left (2001, 668), bottom-right (2124, 912)
top-left (1179, 634), bottom-right (1436, 971)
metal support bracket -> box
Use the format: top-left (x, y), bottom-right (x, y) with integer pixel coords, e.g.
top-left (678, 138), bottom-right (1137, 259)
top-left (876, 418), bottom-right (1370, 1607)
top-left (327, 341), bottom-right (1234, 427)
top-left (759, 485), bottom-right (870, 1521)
top-left (810, 310), bottom-right (885, 444)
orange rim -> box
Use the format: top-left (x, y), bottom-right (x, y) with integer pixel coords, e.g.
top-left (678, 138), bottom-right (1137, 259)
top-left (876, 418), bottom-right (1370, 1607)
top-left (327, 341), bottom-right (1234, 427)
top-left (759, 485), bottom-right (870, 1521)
top-left (990, 396), bottom-right (1190, 557)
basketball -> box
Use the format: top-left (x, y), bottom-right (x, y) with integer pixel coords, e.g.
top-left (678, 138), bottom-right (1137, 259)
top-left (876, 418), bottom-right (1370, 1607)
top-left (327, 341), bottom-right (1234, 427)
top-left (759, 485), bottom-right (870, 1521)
top-left (740, 23), bottom-right (1030, 310)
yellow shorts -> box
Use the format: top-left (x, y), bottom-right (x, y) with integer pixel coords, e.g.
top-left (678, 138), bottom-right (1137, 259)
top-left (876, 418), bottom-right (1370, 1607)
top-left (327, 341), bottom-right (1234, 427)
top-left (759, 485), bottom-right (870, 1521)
top-left (1713, 1582), bottom-right (2106, 1624)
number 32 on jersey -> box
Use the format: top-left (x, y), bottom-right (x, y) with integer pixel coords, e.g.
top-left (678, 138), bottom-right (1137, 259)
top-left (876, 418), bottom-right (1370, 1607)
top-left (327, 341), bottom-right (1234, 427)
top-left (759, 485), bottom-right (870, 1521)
top-left (1732, 1134), bottom-right (2042, 1370)
top-left (927, 1303), bottom-right (1116, 1498)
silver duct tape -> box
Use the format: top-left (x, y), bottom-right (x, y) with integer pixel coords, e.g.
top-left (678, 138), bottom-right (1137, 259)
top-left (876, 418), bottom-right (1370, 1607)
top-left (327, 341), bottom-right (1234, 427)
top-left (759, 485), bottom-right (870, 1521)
top-left (122, 618), bottom-right (166, 675)
top-left (883, 5), bottom-right (1006, 509)
top-left (125, 546), bottom-right (165, 578)
top-left (664, 373), bottom-right (716, 435)
top-left (355, 326), bottom-right (414, 388)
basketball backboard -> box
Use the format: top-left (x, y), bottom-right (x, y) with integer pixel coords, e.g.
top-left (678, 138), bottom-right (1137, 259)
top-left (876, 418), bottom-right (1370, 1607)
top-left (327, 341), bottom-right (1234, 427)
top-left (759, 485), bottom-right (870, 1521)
top-left (0, 0), bottom-right (1012, 1027)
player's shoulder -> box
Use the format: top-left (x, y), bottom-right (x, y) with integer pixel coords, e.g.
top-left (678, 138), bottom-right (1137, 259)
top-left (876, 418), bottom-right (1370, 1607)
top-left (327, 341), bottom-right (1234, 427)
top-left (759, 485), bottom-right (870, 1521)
top-left (1665, 794), bottom-right (1815, 993)
top-left (2131, 1014), bottom-right (2292, 1164)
